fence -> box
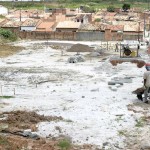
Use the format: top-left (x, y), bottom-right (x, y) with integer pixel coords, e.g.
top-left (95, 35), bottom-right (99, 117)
top-left (19, 30), bottom-right (143, 42)
top-left (19, 31), bottom-right (105, 41)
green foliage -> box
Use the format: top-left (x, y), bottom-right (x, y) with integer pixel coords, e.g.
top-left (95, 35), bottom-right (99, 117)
top-left (122, 3), bottom-right (130, 11)
top-left (0, 15), bottom-right (5, 19)
top-left (0, 96), bottom-right (14, 99)
top-left (58, 139), bottom-right (71, 150)
top-left (107, 5), bottom-right (115, 12)
top-left (87, 2), bottom-right (98, 6)
top-left (95, 18), bottom-right (101, 22)
top-left (82, 5), bottom-right (95, 13)
top-left (135, 117), bottom-right (146, 127)
top-left (118, 130), bottom-right (127, 136)
top-left (0, 28), bottom-right (17, 41)
top-left (0, 136), bottom-right (9, 146)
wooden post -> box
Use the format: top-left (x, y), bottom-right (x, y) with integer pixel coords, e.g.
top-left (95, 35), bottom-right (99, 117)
top-left (14, 88), bottom-right (15, 95)
top-left (107, 41), bottom-right (108, 51)
top-left (1, 85), bottom-right (3, 96)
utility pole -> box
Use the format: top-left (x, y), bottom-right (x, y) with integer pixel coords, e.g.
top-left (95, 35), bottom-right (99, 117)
top-left (20, 9), bottom-right (21, 22)
top-left (144, 12), bottom-right (146, 38)
top-left (138, 21), bottom-right (140, 43)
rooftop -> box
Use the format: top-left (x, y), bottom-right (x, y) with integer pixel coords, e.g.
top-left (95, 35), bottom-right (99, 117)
top-left (56, 21), bottom-right (81, 29)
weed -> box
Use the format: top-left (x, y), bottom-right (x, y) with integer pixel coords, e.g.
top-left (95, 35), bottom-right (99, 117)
top-left (0, 136), bottom-right (9, 145)
top-left (0, 96), bottom-right (14, 99)
top-left (58, 139), bottom-right (71, 150)
top-left (64, 119), bottom-right (73, 122)
top-left (118, 130), bottom-right (127, 136)
top-left (135, 117), bottom-right (146, 127)
top-left (115, 116), bottom-right (123, 122)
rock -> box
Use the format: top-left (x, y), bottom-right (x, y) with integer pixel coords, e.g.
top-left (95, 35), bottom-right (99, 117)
top-left (141, 143), bottom-right (150, 150)
top-left (29, 133), bottom-right (40, 140)
top-left (68, 55), bottom-right (85, 63)
top-left (90, 52), bottom-right (100, 57)
top-left (22, 130), bottom-right (32, 137)
top-left (108, 81), bottom-right (123, 85)
top-left (110, 86), bottom-right (117, 91)
top-left (91, 88), bottom-right (99, 92)
top-left (103, 142), bottom-right (109, 147)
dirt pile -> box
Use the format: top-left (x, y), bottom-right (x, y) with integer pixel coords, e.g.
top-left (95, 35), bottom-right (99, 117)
top-left (0, 43), bottom-right (23, 57)
top-left (0, 111), bottom-right (98, 150)
top-left (67, 44), bottom-right (93, 52)
top-left (0, 111), bottom-right (63, 130)
top-left (110, 58), bottom-right (145, 68)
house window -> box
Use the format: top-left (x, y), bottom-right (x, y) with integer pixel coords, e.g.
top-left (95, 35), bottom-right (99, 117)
top-left (81, 19), bottom-right (83, 23)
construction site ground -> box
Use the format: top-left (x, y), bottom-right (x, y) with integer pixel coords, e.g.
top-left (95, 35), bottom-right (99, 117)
top-left (0, 40), bottom-right (150, 150)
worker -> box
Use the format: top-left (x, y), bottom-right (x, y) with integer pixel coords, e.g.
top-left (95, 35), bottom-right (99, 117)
top-left (143, 63), bottom-right (150, 103)
top-left (115, 43), bottom-right (119, 52)
top-left (137, 63), bottom-right (150, 103)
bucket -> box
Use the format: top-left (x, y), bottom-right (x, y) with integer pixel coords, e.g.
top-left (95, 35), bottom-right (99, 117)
top-left (131, 51), bottom-right (137, 57)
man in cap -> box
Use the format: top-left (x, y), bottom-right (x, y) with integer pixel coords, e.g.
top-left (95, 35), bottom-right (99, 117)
top-left (143, 63), bottom-right (150, 103)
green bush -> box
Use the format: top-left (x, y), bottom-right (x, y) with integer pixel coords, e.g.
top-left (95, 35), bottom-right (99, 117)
top-left (95, 18), bottom-right (101, 22)
top-left (82, 5), bottom-right (96, 13)
top-left (58, 139), bottom-right (71, 150)
top-left (0, 28), bottom-right (17, 41)
top-left (122, 3), bottom-right (130, 11)
top-left (107, 5), bottom-right (115, 12)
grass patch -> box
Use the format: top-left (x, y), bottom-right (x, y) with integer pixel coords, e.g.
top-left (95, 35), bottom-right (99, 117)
top-left (58, 139), bottom-right (71, 150)
top-left (135, 117), bottom-right (146, 127)
top-left (118, 130), bottom-right (127, 136)
top-left (0, 96), bottom-right (14, 99)
top-left (0, 136), bottom-right (10, 146)
top-left (115, 116), bottom-right (123, 122)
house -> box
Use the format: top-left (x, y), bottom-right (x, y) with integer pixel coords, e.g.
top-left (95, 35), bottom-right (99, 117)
top-left (105, 24), bottom-right (124, 41)
top-left (103, 12), bottom-right (117, 22)
top-left (74, 14), bottom-right (92, 24)
top-left (78, 23), bottom-right (101, 31)
top-left (112, 21), bottom-right (144, 40)
top-left (20, 19), bottom-right (40, 31)
top-left (56, 21), bottom-right (81, 32)
top-left (36, 20), bottom-right (56, 31)
top-left (0, 19), bottom-right (22, 33)
top-left (0, 5), bottom-right (8, 15)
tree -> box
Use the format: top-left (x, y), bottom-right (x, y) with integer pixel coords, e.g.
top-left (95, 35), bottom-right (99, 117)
top-left (107, 6), bottom-right (115, 12)
top-left (82, 6), bottom-right (95, 13)
top-left (122, 4), bottom-right (130, 12)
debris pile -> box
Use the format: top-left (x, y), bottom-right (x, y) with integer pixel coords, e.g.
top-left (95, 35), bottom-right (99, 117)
top-left (68, 54), bottom-right (85, 63)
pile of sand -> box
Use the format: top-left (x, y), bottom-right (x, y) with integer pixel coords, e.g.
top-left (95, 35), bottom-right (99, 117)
top-left (67, 44), bottom-right (93, 52)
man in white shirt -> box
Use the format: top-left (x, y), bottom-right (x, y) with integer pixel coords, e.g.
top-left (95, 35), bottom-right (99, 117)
top-left (143, 63), bottom-right (150, 103)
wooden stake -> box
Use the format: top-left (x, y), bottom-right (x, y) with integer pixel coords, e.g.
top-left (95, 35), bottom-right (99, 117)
top-left (14, 88), bottom-right (15, 95)
top-left (1, 85), bottom-right (3, 96)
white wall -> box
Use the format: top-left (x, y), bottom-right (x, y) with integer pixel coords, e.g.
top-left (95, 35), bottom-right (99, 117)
top-left (0, 6), bottom-right (8, 15)
top-left (20, 26), bottom-right (36, 31)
